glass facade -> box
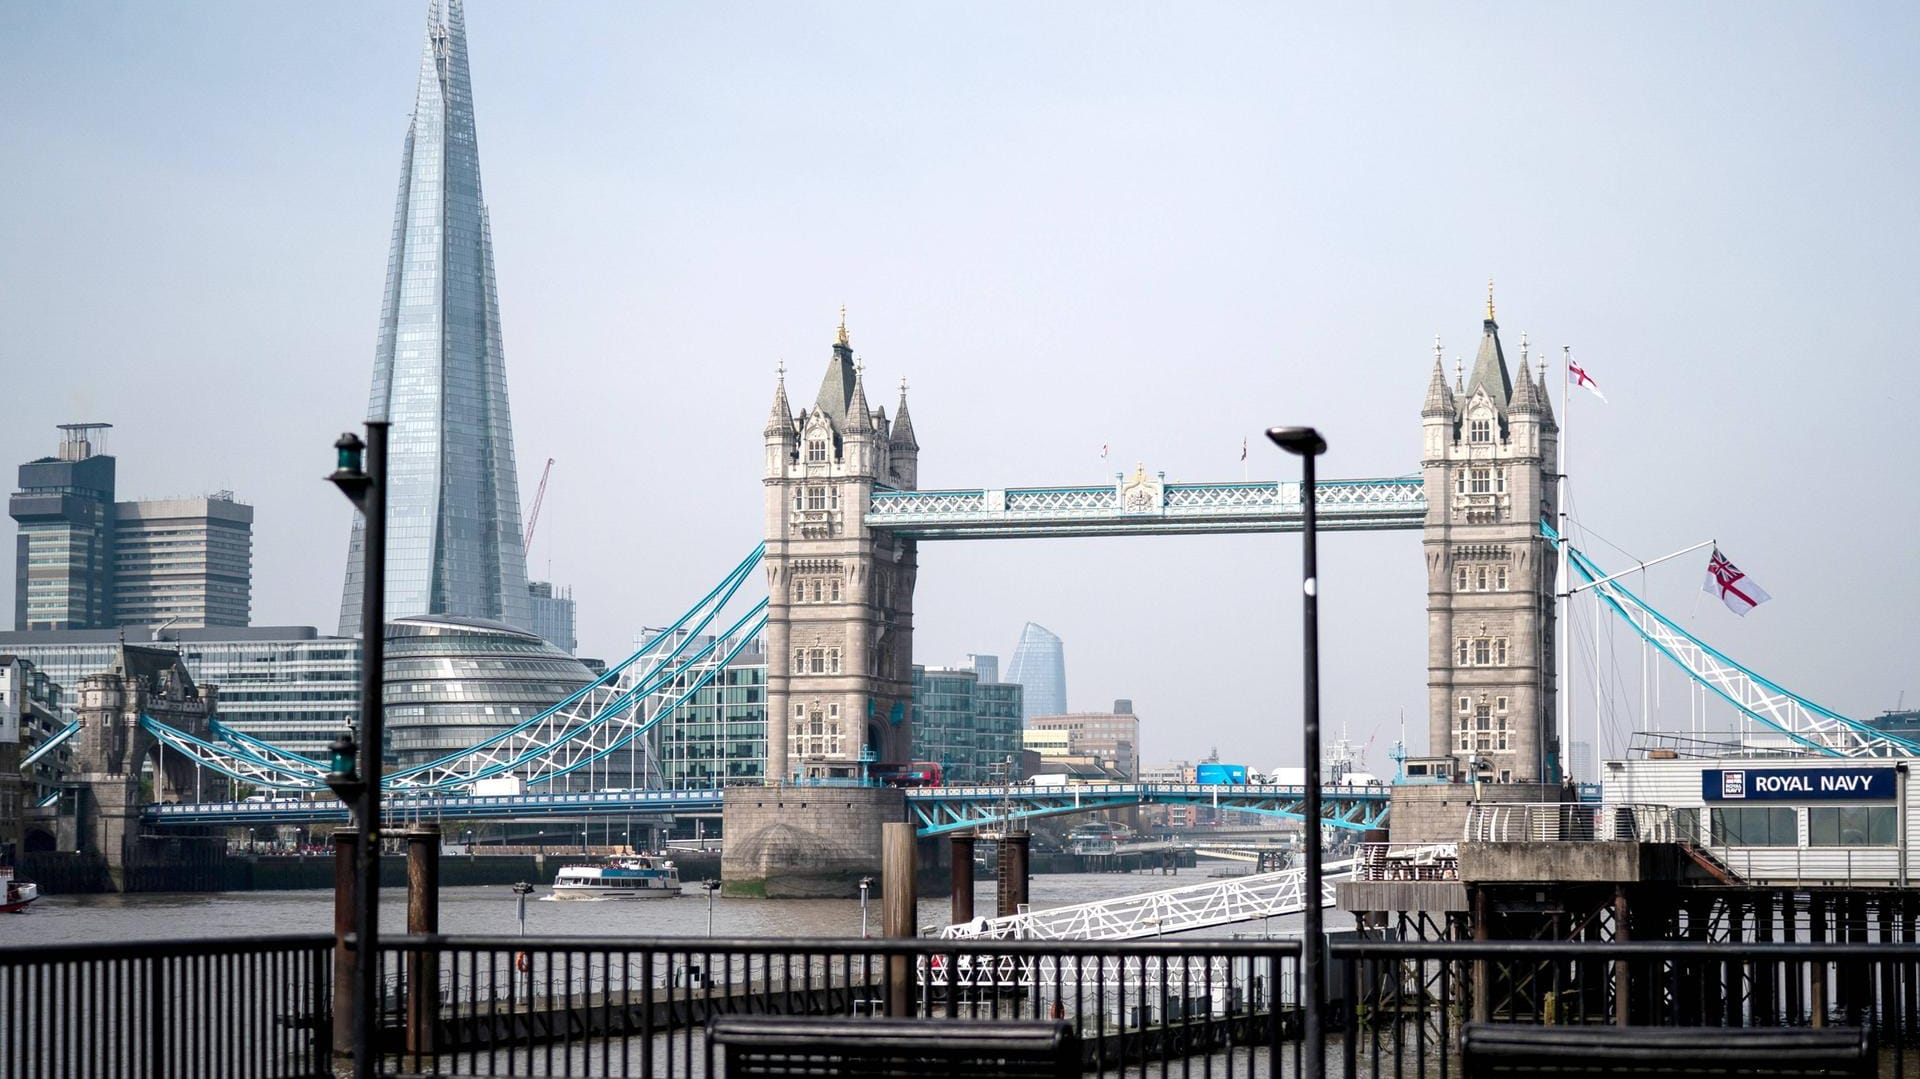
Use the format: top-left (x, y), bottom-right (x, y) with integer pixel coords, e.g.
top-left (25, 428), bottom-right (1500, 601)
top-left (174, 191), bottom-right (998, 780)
top-left (527, 581), bottom-right (577, 654)
top-left (911, 660), bottom-right (1024, 785)
top-left (340, 0), bottom-right (531, 637)
top-left (11, 428), bottom-right (116, 631)
top-left (633, 630), bottom-right (767, 789)
top-left (1006, 621), bottom-right (1067, 720)
top-left (383, 614), bottom-right (593, 772)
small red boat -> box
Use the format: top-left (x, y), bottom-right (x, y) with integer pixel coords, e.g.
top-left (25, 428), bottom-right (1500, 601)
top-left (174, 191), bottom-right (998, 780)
top-left (1, 867), bottom-right (39, 913)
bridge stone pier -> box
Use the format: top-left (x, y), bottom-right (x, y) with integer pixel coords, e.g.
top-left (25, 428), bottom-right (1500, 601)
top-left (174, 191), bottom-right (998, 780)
top-left (62, 644), bottom-right (231, 892)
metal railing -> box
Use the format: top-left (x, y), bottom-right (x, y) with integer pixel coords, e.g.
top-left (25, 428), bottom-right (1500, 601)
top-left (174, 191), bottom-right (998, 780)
top-left (1329, 939), bottom-right (1920, 1079)
top-left (370, 934), bottom-right (1302, 1077)
top-left (1464, 801), bottom-right (1693, 843)
top-left (0, 934), bottom-right (333, 1079)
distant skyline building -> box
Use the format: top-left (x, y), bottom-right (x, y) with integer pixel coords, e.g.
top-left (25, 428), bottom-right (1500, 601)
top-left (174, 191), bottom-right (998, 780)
top-left (11, 424), bottom-right (116, 630)
top-left (527, 581), bottom-right (577, 655)
top-left (912, 654), bottom-right (1023, 784)
top-left (339, 0), bottom-right (532, 638)
top-left (11, 424), bottom-right (254, 632)
top-left (1005, 622), bottom-right (1066, 720)
top-left (112, 496), bottom-right (253, 629)
top-left (1028, 700), bottom-right (1140, 780)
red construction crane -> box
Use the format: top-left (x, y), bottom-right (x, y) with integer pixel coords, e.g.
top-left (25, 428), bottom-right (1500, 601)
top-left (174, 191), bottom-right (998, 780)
top-left (524, 458), bottom-right (554, 548)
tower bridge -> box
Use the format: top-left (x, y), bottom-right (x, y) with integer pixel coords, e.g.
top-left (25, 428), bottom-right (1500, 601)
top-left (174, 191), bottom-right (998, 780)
top-left (42, 300), bottom-right (1881, 896)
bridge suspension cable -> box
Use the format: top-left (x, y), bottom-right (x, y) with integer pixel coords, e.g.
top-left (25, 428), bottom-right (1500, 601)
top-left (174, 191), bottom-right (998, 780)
top-left (1546, 522), bottom-right (1914, 758)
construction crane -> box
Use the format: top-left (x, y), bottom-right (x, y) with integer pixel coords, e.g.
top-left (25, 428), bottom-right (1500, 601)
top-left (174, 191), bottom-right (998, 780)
top-left (524, 458), bottom-right (554, 548)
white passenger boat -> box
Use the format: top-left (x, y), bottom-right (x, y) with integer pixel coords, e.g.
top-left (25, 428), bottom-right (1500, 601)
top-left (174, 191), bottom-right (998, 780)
top-left (1, 867), bottom-right (38, 913)
top-left (550, 856), bottom-right (683, 899)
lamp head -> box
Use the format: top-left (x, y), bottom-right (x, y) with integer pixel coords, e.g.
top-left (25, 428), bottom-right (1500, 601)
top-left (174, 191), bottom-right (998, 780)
top-left (1265, 426), bottom-right (1327, 457)
top-left (324, 731), bottom-right (367, 803)
top-left (328, 432), bottom-right (373, 509)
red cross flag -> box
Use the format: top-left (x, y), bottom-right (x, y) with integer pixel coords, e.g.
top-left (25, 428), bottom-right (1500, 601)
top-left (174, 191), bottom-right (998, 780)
top-left (1568, 356), bottom-right (1608, 402)
top-left (1703, 547), bottom-right (1771, 616)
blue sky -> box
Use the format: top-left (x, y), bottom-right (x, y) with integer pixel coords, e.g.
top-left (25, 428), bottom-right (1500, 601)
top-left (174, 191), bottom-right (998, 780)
top-left (3, 3), bottom-right (1917, 770)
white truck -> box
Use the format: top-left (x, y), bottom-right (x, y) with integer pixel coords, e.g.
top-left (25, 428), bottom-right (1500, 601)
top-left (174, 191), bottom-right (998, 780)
top-left (473, 775), bottom-right (524, 796)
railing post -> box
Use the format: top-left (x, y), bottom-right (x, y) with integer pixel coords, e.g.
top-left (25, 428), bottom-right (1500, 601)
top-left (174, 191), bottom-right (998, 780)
top-left (1614, 884), bottom-right (1631, 1028)
top-left (406, 825), bottom-right (440, 1060)
top-left (332, 828), bottom-right (360, 1062)
top-left (883, 822), bottom-right (916, 1018)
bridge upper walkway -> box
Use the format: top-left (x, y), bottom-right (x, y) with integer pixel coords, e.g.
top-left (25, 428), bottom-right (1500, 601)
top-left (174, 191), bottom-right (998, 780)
top-left (866, 478), bottom-right (1426, 539)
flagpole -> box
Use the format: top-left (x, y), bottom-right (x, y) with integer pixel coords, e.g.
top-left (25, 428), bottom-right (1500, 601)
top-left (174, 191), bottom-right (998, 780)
top-left (1556, 347), bottom-right (1570, 784)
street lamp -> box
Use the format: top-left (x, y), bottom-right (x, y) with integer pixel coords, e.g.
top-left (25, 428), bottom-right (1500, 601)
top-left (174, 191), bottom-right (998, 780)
top-left (859, 876), bottom-right (873, 939)
top-left (327, 423), bottom-right (388, 1079)
top-left (1266, 424), bottom-right (1327, 1079)
top-left (702, 879), bottom-right (721, 937)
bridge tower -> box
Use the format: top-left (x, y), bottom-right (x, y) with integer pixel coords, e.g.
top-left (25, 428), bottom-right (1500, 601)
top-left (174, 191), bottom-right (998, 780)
top-left (726, 313), bottom-right (919, 896)
top-left (64, 644), bottom-right (229, 891)
top-left (761, 312), bottom-right (920, 784)
top-left (1418, 295), bottom-right (1561, 790)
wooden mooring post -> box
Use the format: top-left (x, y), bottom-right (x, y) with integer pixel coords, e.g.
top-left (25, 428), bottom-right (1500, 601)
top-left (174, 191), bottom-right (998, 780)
top-left (883, 822), bottom-right (916, 1018)
top-left (406, 825), bottom-right (440, 1056)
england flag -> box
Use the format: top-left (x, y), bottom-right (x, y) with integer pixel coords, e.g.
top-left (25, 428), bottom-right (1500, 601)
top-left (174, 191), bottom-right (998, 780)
top-left (1568, 356), bottom-right (1608, 402)
top-left (1703, 547), bottom-right (1771, 616)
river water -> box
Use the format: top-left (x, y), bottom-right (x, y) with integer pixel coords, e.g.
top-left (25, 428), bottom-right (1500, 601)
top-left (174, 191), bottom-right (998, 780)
top-left (3, 863), bottom-right (1349, 946)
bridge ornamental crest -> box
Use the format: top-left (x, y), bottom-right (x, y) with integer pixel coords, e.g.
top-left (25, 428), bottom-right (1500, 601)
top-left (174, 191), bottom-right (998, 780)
top-left (1118, 465), bottom-right (1165, 515)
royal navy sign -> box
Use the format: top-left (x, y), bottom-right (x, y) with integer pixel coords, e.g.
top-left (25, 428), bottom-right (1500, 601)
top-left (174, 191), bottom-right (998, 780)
top-left (1704, 767), bottom-right (1897, 803)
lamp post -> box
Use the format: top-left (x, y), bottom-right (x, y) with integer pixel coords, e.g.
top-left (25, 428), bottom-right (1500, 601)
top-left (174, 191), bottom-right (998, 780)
top-left (328, 424), bottom-right (387, 1079)
top-left (1267, 424), bottom-right (1327, 1079)
top-left (859, 876), bottom-right (873, 938)
top-left (702, 879), bottom-right (721, 937)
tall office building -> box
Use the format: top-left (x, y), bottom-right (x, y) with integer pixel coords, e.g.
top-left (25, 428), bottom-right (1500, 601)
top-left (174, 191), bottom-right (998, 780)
top-left (12, 425), bottom-right (253, 632)
top-left (527, 581), bottom-right (578, 654)
top-left (1006, 622), bottom-right (1067, 720)
top-left (10, 424), bottom-right (116, 630)
top-left (1028, 701), bottom-right (1140, 780)
top-left (339, 0), bottom-right (531, 637)
top-left (113, 496), bottom-right (253, 629)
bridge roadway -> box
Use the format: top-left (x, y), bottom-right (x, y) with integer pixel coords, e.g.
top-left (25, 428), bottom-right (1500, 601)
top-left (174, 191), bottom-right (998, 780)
top-left (141, 782), bottom-right (1392, 835)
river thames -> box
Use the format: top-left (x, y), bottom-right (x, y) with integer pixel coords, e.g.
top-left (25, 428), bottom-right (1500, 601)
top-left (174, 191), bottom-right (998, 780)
top-left (3, 864), bottom-right (1345, 946)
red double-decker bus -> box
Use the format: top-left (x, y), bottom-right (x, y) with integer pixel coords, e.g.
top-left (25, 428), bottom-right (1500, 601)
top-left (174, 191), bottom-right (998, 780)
top-left (872, 761), bottom-right (943, 787)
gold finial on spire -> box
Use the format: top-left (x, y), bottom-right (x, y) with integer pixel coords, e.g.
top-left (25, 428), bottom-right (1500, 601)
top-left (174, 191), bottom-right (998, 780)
top-left (1487, 278), bottom-right (1496, 321)
top-left (836, 305), bottom-right (849, 347)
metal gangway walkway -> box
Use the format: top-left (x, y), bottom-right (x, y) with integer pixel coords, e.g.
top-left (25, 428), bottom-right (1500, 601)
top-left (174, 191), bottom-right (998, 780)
top-left (937, 857), bottom-right (1359, 941)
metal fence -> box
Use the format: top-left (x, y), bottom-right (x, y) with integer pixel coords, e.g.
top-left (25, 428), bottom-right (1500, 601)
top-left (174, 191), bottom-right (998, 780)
top-left (1331, 939), bottom-right (1920, 1079)
top-left (0, 933), bottom-right (333, 1079)
top-left (373, 934), bottom-right (1303, 1077)
top-left (1463, 802), bottom-right (1693, 843)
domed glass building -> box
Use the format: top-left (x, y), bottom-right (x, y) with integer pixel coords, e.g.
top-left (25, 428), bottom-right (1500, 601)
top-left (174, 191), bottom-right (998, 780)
top-left (382, 615), bottom-right (596, 779)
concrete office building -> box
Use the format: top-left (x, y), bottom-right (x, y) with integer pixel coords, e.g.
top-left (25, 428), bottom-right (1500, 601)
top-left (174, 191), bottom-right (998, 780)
top-left (1028, 700), bottom-right (1141, 780)
top-left (112, 496), bottom-right (253, 629)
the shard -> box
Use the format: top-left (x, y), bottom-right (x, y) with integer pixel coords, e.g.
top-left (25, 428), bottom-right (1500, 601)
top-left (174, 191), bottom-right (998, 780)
top-left (340, 0), bottom-right (531, 636)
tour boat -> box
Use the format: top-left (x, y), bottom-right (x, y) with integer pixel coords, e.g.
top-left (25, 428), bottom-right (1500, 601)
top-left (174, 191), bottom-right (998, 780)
top-left (1, 867), bottom-right (38, 913)
top-left (550, 855), bottom-right (683, 899)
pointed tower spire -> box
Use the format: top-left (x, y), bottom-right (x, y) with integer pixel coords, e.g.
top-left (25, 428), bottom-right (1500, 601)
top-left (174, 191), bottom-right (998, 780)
top-left (1423, 357), bottom-right (1456, 417)
top-left (812, 310), bottom-right (857, 429)
top-left (891, 377), bottom-right (919, 450)
top-left (765, 362), bottom-right (794, 436)
top-left (1463, 301), bottom-right (1515, 409)
top-left (845, 357), bottom-right (873, 434)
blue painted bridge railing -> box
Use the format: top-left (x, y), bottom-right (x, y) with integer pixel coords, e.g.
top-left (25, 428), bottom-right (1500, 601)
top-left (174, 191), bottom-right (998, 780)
top-left (143, 782), bottom-right (1393, 835)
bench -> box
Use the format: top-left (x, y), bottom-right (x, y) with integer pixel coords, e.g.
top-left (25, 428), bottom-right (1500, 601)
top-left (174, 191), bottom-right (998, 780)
top-left (1460, 1023), bottom-right (1873, 1078)
top-left (708, 1016), bottom-right (1079, 1078)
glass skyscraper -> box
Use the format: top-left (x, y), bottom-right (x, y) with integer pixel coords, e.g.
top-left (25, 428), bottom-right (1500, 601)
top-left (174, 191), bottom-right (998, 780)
top-left (340, 0), bottom-right (531, 637)
top-left (1006, 621), bottom-right (1067, 720)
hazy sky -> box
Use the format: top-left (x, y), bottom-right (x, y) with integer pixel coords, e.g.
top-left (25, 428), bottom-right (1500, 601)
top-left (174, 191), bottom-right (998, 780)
top-left (4, 3), bottom-right (1916, 773)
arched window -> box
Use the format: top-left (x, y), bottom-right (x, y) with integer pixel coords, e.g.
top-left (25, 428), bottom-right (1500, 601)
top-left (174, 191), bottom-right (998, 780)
top-left (791, 579), bottom-right (805, 604)
top-left (828, 649), bottom-right (841, 674)
top-left (1457, 566), bottom-right (1470, 590)
top-left (1495, 638), bottom-right (1509, 665)
top-left (806, 439), bottom-right (828, 463)
top-left (792, 649), bottom-right (805, 672)
top-left (830, 578), bottom-right (842, 602)
top-left (810, 579), bottom-right (822, 602)
top-left (1473, 639), bottom-right (1492, 665)
top-left (1457, 639), bottom-right (1470, 665)
top-left (809, 648), bottom-right (826, 674)
top-left (1476, 567), bottom-right (1488, 591)
top-left (1496, 565), bottom-right (1509, 591)
top-left (792, 489), bottom-right (803, 513)
top-left (1470, 418), bottom-right (1492, 443)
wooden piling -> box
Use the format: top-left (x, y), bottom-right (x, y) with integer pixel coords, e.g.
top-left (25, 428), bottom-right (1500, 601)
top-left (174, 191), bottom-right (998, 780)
top-left (331, 829), bottom-right (359, 1060)
top-left (883, 822), bottom-right (916, 1018)
top-left (950, 834), bottom-right (975, 925)
top-left (406, 825), bottom-right (440, 1056)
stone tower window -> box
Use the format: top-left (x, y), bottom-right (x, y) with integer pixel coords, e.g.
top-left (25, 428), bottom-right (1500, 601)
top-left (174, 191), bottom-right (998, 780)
top-left (1476, 566), bottom-right (1489, 591)
top-left (828, 649), bottom-right (841, 674)
top-left (1473, 639), bottom-right (1491, 665)
top-left (1457, 565), bottom-right (1469, 591)
top-left (806, 439), bottom-right (828, 463)
top-left (1470, 468), bottom-right (1491, 494)
top-left (1470, 418), bottom-right (1492, 443)
top-left (829, 578), bottom-right (842, 602)
top-left (791, 579), bottom-right (804, 604)
top-left (805, 487), bottom-right (827, 511)
top-left (1496, 565), bottom-right (1509, 591)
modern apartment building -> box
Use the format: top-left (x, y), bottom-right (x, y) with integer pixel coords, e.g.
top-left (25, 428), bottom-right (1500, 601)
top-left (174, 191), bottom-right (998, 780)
top-left (912, 657), bottom-right (1024, 784)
